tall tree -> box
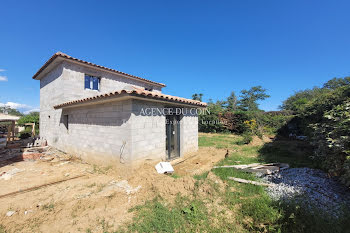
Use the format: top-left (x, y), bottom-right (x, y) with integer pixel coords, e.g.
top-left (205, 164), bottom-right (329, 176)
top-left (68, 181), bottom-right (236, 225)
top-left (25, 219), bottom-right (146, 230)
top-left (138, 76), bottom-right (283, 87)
top-left (323, 77), bottom-right (350, 89)
top-left (226, 91), bottom-right (238, 111)
top-left (238, 86), bottom-right (270, 111)
top-left (192, 93), bottom-right (203, 101)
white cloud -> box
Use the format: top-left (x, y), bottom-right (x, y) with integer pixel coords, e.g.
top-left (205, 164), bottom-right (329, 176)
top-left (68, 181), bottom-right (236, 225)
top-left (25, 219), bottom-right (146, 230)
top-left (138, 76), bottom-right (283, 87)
top-left (24, 108), bottom-right (40, 114)
top-left (0, 69), bottom-right (5, 72)
top-left (0, 102), bottom-right (31, 109)
top-left (0, 76), bottom-right (7, 82)
top-left (0, 102), bottom-right (39, 114)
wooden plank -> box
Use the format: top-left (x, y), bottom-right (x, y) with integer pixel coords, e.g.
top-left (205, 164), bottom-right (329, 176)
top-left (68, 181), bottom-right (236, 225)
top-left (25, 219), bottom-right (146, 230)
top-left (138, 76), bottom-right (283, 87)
top-left (11, 121), bottom-right (15, 141)
top-left (227, 177), bottom-right (274, 187)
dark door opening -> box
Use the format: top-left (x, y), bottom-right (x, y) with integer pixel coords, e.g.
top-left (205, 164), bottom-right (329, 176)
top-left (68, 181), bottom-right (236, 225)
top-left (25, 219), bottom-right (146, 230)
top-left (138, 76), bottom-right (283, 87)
top-left (166, 114), bottom-right (180, 160)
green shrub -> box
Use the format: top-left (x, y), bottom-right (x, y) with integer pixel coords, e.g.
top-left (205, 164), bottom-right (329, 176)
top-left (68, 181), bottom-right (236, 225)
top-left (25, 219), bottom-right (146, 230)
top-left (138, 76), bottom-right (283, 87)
top-left (280, 78), bottom-right (350, 186)
top-left (235, 132), bottom-right (252, 145)
top-left (18, 127), bottom-right (33, 139)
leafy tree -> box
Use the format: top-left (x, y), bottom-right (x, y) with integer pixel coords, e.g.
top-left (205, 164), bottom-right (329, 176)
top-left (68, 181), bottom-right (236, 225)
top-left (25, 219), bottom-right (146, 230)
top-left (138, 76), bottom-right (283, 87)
top-left (17, 112), bottom-right (39, 125)
top-left (192, 93), bottom-right (203, 101)
top-left (198, 100), bottom-right (225, 133)
top-left (323, 77), bottom-right (350, 89)
top-left (280, 88), bottom-right (325, 113)
top-left (238, 86), bottom-right (270, 111)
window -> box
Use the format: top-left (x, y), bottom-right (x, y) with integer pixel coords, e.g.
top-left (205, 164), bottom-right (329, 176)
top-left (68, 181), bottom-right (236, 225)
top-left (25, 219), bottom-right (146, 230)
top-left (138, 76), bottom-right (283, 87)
top-left (84, 75), bottom-right (100, 90)
top-left (63, 115), bottom-right (69, 131)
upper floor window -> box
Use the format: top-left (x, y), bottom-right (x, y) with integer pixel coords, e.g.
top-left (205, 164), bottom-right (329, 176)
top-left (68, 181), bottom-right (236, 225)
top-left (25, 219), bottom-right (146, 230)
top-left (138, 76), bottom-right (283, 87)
top-left (84, 75), bottom-right (100, 91)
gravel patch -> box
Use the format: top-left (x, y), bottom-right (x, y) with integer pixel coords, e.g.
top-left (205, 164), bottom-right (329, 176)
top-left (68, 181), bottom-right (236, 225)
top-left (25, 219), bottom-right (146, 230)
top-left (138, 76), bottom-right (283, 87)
top-left (263, 168), bottom-right (350, 218)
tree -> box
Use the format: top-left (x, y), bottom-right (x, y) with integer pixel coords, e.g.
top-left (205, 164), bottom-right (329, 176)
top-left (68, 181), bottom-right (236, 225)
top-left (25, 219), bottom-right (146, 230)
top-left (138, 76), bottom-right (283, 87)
top-left (0, 107), bottom-right (23, 116)
top-left (17, 112), bottom-right (39, 125)
top-left (238, 86), bottom-right (270, 111)
top-left (323, 77), bottom-right (350, 89)
top-left (192, 93), bottom-right (203, 101)
top-left (226, 91), bottom-right (238, 111)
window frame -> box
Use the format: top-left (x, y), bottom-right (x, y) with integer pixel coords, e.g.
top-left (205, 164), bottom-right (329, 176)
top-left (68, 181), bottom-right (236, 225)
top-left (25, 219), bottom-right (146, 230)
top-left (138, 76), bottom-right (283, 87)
top-left (63, 114), bottom-right (69, 132)
top-left (84, 74), bottom-right (100, 91)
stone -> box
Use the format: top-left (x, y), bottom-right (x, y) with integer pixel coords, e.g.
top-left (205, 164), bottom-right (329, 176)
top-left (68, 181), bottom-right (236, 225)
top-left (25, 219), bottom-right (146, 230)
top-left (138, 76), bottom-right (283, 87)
top-left (6, 211), bottom-right (15, 217)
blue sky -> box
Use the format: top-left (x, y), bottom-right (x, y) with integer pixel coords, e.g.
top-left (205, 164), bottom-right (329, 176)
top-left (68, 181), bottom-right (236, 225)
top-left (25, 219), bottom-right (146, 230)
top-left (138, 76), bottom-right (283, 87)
top-left (1, 0), bottom-right (350, 113)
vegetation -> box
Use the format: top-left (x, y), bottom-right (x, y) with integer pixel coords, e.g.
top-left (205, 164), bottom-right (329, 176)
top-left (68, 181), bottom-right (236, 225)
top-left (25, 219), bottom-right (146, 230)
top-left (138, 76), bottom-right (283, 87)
top-left (196, 86), bottom-right (292, 136)
top-left (118, 134), bottom-right (349, 233)
top-left (197, 76), bottom-right (350, 186)
top-left (281, 77), bottom-right (350, 186)
top-left (17, 112), bottom-right (40, 138)
top-left (17, 112), bottom-right (39, 125)
top-left (0, 106), bottom-right (23, 116)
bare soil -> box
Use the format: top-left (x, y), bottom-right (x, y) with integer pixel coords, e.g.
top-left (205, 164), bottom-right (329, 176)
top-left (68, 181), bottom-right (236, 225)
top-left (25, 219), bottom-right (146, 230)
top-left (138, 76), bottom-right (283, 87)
top-left (0, 146), bottom-right (227, 233)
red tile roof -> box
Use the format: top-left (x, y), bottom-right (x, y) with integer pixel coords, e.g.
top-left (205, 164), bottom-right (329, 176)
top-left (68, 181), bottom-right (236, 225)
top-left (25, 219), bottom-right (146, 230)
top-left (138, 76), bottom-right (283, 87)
top-left (32, 52), bottom-right (166, 87)
top-left (53, 87), bottom-right (207, 109)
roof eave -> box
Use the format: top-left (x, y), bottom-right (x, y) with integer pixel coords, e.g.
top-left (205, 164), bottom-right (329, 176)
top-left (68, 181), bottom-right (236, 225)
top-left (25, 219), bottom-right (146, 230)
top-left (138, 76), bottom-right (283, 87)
top-left (32, 53), bottom-right (166, 88)
top-left (54, 93), bottom-right (207, 110)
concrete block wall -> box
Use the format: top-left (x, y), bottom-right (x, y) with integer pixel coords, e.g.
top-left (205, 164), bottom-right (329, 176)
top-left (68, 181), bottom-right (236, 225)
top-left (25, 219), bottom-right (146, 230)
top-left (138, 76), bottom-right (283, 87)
top-left (57, 100), bottom-right (133, 165)
top-left (181, 109), bottom-right (199, 154)
top-left (130, 100), bottom-right (166, 163)
top-left (40, 63), bottom-right (65, 146)
top-left (62, 61), bottom-right (162, 104)
top-left (39, 61), bottom-right (200, 166)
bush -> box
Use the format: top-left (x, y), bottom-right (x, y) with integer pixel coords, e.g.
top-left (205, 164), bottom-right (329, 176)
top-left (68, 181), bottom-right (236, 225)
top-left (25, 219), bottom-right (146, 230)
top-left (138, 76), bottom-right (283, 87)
top-left (235, 132), bottom-right (253, 145)
top-left (18, 127), bottom-right (34, 139)
top-left (280, 79), bottom-right (350, 186)
top-left (17, 112), bottom-right (39, 126)
top-left (218, 111), bottom-right (250, 134)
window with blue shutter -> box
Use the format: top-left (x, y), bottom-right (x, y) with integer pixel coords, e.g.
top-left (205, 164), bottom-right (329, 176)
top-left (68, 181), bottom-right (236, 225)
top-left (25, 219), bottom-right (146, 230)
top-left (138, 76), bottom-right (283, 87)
top-left (84, 75), bottom-right (100, 90)
top-left (84, 75), bottom-right (91, 89)
top-left (92, 77), bottom-right (99, 90)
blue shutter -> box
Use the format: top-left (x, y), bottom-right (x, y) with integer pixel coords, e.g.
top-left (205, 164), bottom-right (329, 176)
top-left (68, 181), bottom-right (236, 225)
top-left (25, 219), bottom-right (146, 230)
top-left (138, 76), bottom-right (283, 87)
top-left (85, 75), bottom-right (91, 89)
top-left (92, 77), bottom-right (99, 90)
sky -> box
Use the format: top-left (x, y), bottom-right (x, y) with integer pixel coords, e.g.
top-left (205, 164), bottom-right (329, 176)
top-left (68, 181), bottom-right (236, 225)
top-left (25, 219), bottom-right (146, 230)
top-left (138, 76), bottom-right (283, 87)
top-left (1, 0), bottom-right (350, 113)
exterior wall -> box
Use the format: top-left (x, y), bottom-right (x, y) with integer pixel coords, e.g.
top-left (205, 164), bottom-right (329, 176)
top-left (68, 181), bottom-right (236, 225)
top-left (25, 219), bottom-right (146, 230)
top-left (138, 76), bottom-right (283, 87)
top-left (130, 100), bottom-right (166, 163)
top-left (40, 63), bottom-right (65, 146)
top-left (62, 61), bottom-right (162, 104)
top-left (40, 61), bottom-right (162, 151)
top-left (39, 61), bottom-right (199, 166)
top-left (180, 110), bottom-right (199, 154)
top-left (58, 100), bottom-right (133, 165)
top-left (130, 102), bottom-right (199, 164)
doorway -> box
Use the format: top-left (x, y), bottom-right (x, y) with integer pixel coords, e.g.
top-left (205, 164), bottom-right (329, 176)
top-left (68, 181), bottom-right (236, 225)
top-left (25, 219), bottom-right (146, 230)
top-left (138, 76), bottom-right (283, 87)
top-left (166, 114), bottom-right (180, 160)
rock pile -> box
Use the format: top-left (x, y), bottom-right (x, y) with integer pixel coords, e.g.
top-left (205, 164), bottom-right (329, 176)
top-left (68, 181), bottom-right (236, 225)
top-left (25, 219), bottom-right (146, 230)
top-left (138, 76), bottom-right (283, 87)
top-left (263, 168), bottom-right (350, 218)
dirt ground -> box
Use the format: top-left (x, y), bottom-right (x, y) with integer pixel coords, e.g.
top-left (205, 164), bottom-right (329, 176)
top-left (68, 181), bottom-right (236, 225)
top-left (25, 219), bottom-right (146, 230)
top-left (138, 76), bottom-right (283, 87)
top-left (0, 146), bottom-right (227, 233)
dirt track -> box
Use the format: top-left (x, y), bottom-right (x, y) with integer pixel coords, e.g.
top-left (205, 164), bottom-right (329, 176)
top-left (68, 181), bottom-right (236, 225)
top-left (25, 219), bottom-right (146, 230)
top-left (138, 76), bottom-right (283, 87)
top-left (0, 146), bottom-right (226, 233)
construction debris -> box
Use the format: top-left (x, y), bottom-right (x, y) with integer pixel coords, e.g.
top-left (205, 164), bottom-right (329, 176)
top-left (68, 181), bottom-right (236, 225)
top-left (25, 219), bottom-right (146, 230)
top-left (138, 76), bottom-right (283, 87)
top-left (213, 163), bottom-right (289, 176)
top-left (228, 177), bottom-right (275, 187)
top-left (155, 162), bottom-right (174, 174)
top-left (110, 180), bottom-right (141, 195)
top-left (0, 168), bottom-right (24, 180)
top-left (6, 211), bottom-right (15, 217)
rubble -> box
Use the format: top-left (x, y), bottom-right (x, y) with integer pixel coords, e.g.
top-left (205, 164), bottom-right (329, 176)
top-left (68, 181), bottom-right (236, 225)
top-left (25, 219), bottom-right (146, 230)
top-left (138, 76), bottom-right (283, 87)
top-left (214, 163), bottom-right (289, 176)
top-left (6, 211), bottom-right (15, 217)
top-left (109, 180), bottom-right (141, 195)
top-left (263, 167), bottom-right (350, 219)
top-left (0, 168), bottom-right (24, 180)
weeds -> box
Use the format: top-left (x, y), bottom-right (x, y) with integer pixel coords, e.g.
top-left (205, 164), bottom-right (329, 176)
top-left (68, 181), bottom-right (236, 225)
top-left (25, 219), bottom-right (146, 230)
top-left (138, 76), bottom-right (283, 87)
top-left (118, 133), bottom-right (349, 232)
top-left (41, 203), bottom-right (55, 212)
